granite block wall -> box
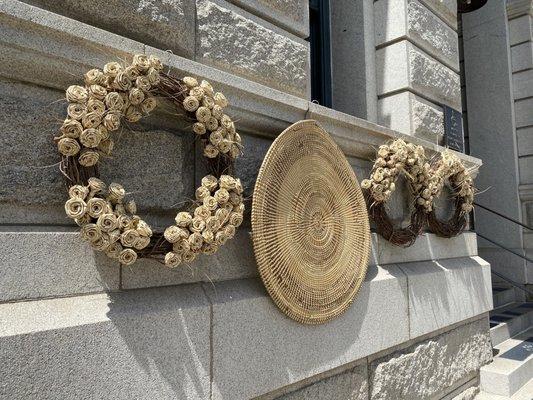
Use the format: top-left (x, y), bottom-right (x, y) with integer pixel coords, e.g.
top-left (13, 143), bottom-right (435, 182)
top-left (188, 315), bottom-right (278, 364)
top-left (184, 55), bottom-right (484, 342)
top-left (0, 1), bottom-right (491, 399)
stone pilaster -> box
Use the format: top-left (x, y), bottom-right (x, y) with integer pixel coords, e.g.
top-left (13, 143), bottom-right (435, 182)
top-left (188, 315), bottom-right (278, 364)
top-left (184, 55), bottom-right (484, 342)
top-left (374, 0), bottom-right (461, 143)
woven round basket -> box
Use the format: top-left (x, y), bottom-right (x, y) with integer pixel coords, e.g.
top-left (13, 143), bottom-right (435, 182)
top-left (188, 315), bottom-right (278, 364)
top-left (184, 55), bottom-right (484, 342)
top-left (251, 120), bottom-right (371, 324)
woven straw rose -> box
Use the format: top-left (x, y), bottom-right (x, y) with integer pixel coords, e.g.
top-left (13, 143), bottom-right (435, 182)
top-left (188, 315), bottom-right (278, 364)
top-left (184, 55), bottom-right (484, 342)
top-left (80, 224), bottom-right (101, 242)
top-left (87, 198), bottom-right (108, 218)
top-left (118, 248), bottom-right (137, 265)
top-left (61, 120), bottom-right (83, 138)
top-left (58, 138), bottom-right (81, 157)
top-left (66, 85), bottom-right (88, 103)
top-left (65, 198), bottom-right (86, 219)
top-left (78, 150), bottom-right (100, 167)
top-left (69, 185), bottom-right (89, 199)
top-left (165, 252), bottom-right (182, 268)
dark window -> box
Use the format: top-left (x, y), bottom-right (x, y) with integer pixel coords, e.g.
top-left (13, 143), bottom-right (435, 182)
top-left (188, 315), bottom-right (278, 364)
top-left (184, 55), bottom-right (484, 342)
top-left (309, 0), bottom-right (332, 107)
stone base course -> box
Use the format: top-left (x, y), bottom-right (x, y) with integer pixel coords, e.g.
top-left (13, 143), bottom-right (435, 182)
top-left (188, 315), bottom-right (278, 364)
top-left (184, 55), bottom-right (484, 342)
top-left (206, 268), bottom-right (409, 399)
top-left (0, 230), bottom-right (119, 302)
top-left (0, 256), bottom-right (492, 400)
top-left (225, 0), bottom-right (308, 38)
top-left (0, 285), bottom-right (211, 400)
top-left (369, 317), bottom-right (492, 400)
top-left (398, 256), bottom-right (493, 337)
top-left (274, 364), bottom-right (369, 400)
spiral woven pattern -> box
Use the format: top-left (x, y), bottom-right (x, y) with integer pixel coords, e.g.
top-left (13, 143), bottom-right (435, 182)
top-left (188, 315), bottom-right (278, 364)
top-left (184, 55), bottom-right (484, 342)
top-left (251, 120), bottom-right (371, 324)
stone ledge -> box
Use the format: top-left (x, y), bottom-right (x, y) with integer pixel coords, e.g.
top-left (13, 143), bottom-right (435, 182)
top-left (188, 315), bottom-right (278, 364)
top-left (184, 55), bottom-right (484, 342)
top-left (306, 104), bottom-right (480, 171)
top-left (122, 229), bottom-right (257, 290)
top-left (0, 230), bottom-right (119, 302)
top-left (0, 0), bottom-right (481, 171)
top-left (374, 232), bottom-right (478, 266)
top-left (226, 0), bottom-right (309, 38)
top-left (0, 229), bottom-right (478, 299)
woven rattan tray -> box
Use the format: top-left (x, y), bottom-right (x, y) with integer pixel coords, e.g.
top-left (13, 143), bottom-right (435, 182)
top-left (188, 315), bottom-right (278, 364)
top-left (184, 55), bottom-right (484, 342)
top-left (251, 120), bottom-right (371, 324)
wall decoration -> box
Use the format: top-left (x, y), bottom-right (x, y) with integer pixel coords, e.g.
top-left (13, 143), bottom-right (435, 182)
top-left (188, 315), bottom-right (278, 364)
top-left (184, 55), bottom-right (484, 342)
top-left (361, 139), bottom-right (428, 246)
top-left (251, 120), bottom-right (371, 325)
top-left (56, 54), bottom-right (244, 266)
top-left (362, 140), bottom-right (477, 244)
top-left (426, 150), bottom-right (475, 237)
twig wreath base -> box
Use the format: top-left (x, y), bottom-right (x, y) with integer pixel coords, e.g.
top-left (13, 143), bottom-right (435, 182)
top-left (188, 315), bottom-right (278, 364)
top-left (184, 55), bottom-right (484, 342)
top-left (365, 196), bottom-right (425, 247)
top-left (57, 54), bottom-right (244, 267)
top-left (361, 139), bottom-right (430, 246)
top-left (362, 140), bottom-right (477, 245)
top-left (426, 150), bottom-right (474, 238)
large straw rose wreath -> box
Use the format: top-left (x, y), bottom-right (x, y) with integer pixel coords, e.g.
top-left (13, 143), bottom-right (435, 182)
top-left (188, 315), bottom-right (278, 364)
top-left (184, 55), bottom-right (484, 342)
top-left (56, 54), bottom-right (244, 267)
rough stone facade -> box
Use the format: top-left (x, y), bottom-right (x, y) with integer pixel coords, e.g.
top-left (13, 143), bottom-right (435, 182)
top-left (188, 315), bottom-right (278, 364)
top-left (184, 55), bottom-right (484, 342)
top-left (378, 91), bottom-right (444, 143)
top-left (274, 364), bottom-right (369, 400)
top-left (260, 317), bottom-right (491, 400)
top-left (22, 0), bottom-right (196, 58)
top-left (195, 0), bottom-right (309, 98)
top-left (369, 318), bottom-right (492, 399)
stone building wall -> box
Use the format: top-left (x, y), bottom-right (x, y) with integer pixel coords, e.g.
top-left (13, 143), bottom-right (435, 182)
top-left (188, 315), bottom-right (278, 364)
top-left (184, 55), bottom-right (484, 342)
top-left (462, 0), bottom-right (533, 287)
top-left (0, 1), bottom-right (492, 399)
top-left (507, 0), bottom-right (533, 285)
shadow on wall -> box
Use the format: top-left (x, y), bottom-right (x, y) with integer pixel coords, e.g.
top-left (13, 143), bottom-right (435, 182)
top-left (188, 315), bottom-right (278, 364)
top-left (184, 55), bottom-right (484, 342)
top-left (398, 255), bottom-right (491, 336)
top-left (103, 285), bottom-right (211, 399)
top-left (204, 275), bottom-right (373, 399)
